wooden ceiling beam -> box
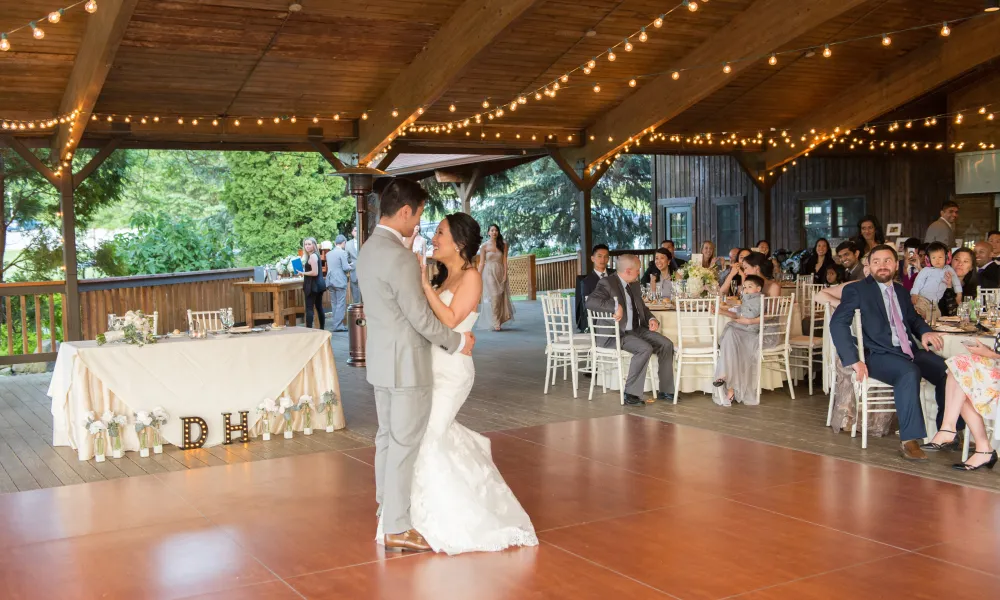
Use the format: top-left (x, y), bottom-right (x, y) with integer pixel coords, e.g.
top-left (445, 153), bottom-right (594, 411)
top-left (342, 0), bottom-right (542, 165)
top-left (765, 15), bottom-right (1000, 170)
top-left (51, 0), bottom-right (140, 162)
top-left (566, 0), bottom-right (869, 172)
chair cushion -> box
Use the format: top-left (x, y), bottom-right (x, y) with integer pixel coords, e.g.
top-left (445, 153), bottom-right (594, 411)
top-left (555, 334), bottom-right (592, 346)
top-left (678, 343), bottom-right (716, 355)
top-left (789, 335), bottom-right (821, 347)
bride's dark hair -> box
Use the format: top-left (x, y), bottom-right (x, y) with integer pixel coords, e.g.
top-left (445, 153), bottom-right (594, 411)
top-left (431, 213), bottom-right (483, 289)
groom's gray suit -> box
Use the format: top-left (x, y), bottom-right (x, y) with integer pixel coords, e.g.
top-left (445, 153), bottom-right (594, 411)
top-left (358, 225), bottom-right (463, 535)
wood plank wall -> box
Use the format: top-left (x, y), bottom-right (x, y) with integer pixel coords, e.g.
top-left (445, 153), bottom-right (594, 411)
top-left (654, 153), bottom-right (957, 251)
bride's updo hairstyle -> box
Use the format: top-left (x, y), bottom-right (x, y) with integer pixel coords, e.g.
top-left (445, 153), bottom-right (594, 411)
top-left (431, 213), bottom-right (483, 289)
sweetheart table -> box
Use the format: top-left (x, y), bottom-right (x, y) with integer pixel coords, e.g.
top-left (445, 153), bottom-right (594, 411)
top-left (48, 327), bottom-right (345, 460)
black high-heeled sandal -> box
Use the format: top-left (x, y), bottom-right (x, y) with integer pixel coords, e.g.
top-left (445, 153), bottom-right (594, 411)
top-left (920, 429), bottom-right (959, 451)
top-left (952, 450), bottom-right (999, 471)
top-left (713, 378), bottom-right (726, 388)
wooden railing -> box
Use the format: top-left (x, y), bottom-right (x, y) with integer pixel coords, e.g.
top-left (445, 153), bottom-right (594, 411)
top-left (78, 268), bottom-right (262, 339)
top-left (536, 253), bottom-right (580, 291)
top-left (0, 281), bottom-right (66, 366)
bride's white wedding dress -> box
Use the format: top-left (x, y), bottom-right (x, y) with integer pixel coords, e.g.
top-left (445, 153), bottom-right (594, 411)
top-left (377, 290), bottom-right (538, 555)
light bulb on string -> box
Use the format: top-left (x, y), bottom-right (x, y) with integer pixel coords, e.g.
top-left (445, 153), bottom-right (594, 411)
top-left (979, 106), bottom-right (987, 114)
top-left (560, 74), bottom-right (569, 83)
top-left (257, 118), bottom-right (264, 125)
top-left (212, 119), bottom-right (219, 126)
top-left (628, 78), bottom-right (637, 87)
top-left (273, 116), bottom-right (280, 124)
top-left (607, 49), bottom-right (616, 61)
top-left (289, 116), bottom-right (296, 123)
top-left (623, 39), bottom-right (632, 52)
top-left (333, 113), bottom-right (340, 120)
top-left (653, 14), bottom-right (664, 28)
top-left (361, 112), bottom-right (368, 120)
top-left (671, 71), bottom-right (680, 80)
top-left (941, 22), bottom-right (951, 36)
top-left (722, 63), bottom-right (731, 74)
top-left (449, 104), bottom-right (456, 112)
top-left (639, 28), bottom-right (648, 42)
top-left (233, 119), bottom-right (240, 126)
top-left (48, 9), bottom-right (64, 23)
top-left (593, 83), bottom-right (601, 93)
top-left (882, 34), bottom-right (891, 46)
top-left (822, 44), bottom-right (832, 58)
top-left (768, 53), bottom-right (777, 66)
top-left (30, 22), bottom-right (45, 40)
top-left (687, 0), bottom-right (698, 11)
top-left (583, 66), bottom-right (592, 75)
top-left (85, 0), bottom-right (98, 13)
top-left (0, 34), bottom-right (9, 52)
top-left (391, 108), bottom-right (398, 117)
top-left (552, 82), bottom-right (560, 90)
top-left (481, 99), bottom-right (490, 109)
top-left (588, 58), bottom-right (597, 69)
top-left (518, 96), bottom-right (527, 104)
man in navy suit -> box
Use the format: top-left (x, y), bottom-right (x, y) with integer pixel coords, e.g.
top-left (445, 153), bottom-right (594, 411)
top-left (577, 244), bottom-right (615, 332)
top-left (830, 245), bottom-right (950, 462)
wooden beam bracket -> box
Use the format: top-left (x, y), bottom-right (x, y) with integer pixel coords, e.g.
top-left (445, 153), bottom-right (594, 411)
top-left (73, 137), bottom-right (121, 189)
top-left (0, 135), bottom-right (60, 187)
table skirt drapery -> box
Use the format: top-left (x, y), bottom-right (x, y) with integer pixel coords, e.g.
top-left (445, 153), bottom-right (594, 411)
top-left (49, 328), bottom-right (345, 460)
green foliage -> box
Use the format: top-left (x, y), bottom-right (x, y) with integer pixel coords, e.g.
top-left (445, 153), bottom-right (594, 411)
top-left (221, 152), bottom-right (355, 266)
top-left (471, 155), bottom-right (651, 254)
top-left (108, 210), bottom-right (236, 275)
top-left (0, 293), bottom-right (63, 357)
top-left (0, 147), bottom-right (129, 281)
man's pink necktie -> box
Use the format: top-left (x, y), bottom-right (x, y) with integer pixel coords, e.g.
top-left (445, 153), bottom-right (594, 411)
top-left (884, 286), bottom-right (914, 359)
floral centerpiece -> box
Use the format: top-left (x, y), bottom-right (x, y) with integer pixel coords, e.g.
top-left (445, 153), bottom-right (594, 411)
top-left (298, 395), bottom-right (314, 435)
top-left (320, 391), bottom-right (340, 433)
top-left (103, 411), bottom-right (128, 458)
top-left (272, 255), bottom-right (301, 278)
top-left (84, 411), bottom-right (107, 462)
top-left (673, 263), bottom-right (719, 298)
top-left (257, 398), bottom-right (278, 441)
top-left (150, 407), bottom-right (168, 454)
top-left (97, 311), bottom-right (156, 346)
top-left (135, 410), bottom-right (154, 457)
top-left (278, 395), bottom-right (296, 439)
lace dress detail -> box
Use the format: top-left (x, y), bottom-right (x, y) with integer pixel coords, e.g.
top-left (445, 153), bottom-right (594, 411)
top-left (378, 290), bottom-right (537, 554)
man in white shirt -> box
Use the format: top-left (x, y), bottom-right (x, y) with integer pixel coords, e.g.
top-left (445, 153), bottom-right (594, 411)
top-left (585, 254), bottom-right (675, 405)
top-left (924, 200), bottom-right (959, 248)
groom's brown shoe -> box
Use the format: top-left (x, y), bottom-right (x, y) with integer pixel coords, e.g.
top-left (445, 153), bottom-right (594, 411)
top-left (384, 529), bottom-right (431, 553)
top-left (900, 440), bottom-right (929, 462)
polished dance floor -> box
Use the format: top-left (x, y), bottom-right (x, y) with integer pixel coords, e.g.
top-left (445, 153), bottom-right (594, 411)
top-left (1, 414), bottom-right (998, 599)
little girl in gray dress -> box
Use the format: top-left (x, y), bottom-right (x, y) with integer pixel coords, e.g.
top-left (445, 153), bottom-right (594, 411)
top-left (713, 275), bottom-right (765, 406)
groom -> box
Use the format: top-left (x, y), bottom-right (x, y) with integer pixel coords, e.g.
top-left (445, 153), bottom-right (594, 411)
top-left (357, 178), bottom-right (475, 552)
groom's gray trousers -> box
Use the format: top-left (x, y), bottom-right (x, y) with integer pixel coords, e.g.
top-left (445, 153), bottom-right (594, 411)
top-left (374, 386), bottom-right (433, 535)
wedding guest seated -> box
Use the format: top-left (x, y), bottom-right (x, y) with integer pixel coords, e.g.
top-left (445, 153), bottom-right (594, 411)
top-left (922, 333), bottom-right (1000, 470)
top-left (661, 240), bottom-right (686, 269)
top-left (899, 237), bottom-right (923, 291)
top-left (586, 254), bottom-right (675, 405)
top-left (720, 248), bottom-right (752, 296)
top-left (755, 239), bottom-right (782, 275)
top-left (830, 244), bottom-right (948, 461)
top-left (641, 248), bottom-right (673, 287)
top-left (577, 244), bottom-right (615, 331)
top-left (837, 240), bottom-right (864, 282)
top-left (712, 275), bottom-right (765, 406)
top-left (939, 247), bottom-right (977, 317)
top-left (824, 265), bottom-right (844, 286)
top-left (976, 239), bottom-right (999, 289)
top-left (719, 247), bottom-right (740, 282)
top-left (799, 238), bottom-right (836, 284)
top-left (699, 241), bottom-right (724, 270)
top-left (744, 251), bottom-right (781, 297)
top-left (910, 241), bottom-right (962, 323)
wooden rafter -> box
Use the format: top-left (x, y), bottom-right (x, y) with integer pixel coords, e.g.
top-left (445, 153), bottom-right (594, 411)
top-left (0, 135), bottom-right (60, 187)
top-left (567, 0), bottom-right (869, 171)
top-left (344, 0), bottom-right (542, 165)
top-left (51, 0), bottom-right (140, 162)
top-left (765, 15), bottom-right (1000, 170)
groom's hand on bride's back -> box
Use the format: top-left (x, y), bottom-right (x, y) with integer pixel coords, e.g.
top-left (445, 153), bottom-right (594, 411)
top-left (461, 331), bottom-right (476, 356)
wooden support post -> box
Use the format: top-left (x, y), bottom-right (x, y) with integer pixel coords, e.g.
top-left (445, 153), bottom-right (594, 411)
top-left (60, 174), bottom-right (81, 341)
top-left (578, 187), bottom-right (593, 275)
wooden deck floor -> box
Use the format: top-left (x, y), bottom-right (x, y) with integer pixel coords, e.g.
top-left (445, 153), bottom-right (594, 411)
top-left (2, 301), bottom-right (998, 494)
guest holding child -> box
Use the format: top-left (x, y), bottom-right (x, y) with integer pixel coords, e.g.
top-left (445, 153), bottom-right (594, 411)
top-left (910, 241), bottom-right (962, 323)
top-left (712, 275), bottom-right (766, 406)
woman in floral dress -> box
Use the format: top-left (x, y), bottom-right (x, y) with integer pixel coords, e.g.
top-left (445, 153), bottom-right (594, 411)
top-left (923, 332), bottom-right (1000, 471)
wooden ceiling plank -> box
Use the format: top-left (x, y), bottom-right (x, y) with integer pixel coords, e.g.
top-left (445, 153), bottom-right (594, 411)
top-left (51, 0), bottom-right (140, 161)
top-left (764, 15), bottom-right (1000, 169)
top-left (566, 0), bottom-right (871, 171)
top-left (344, 0), bottom-right (543, 165)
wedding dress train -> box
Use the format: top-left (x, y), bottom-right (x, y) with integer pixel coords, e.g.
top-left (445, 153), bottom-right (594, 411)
top-left (377, 290), bottom-right (537, 555)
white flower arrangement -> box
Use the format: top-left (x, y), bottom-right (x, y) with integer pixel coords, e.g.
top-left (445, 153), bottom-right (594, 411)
top-left (134, 410), bottom-right (153, 456)
top-left (298, 395), bottom-right (314, 435)
top-left (320, 391), bottom-right (339, 432)
top-left (674, 264), bottom-right (718, 298)
top-left (84, 411), bottom-right (107, 461)
top-left (272, 255), bottom-right (301, 278)
top-left (278, 395), bottom-right (296, 438)
top-left (150, 407), bottom-right (168, 453)
top-left (97, 310), bottom-right (156, 347)
top-left (104, 413), bottom-right (128, 458)
top-left (258, 398), bottom-right (279, 440)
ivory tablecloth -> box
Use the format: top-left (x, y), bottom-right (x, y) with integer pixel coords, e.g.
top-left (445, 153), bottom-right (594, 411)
top-left (49, 328), bottom-right (345, 460)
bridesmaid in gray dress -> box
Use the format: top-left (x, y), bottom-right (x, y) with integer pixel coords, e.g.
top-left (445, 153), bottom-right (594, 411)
top-left (477, 224), bottom-right (515, 331)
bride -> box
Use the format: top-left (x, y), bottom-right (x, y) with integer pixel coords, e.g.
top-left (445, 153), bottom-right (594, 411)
top-left (377, 212), bottom-right (538, 555)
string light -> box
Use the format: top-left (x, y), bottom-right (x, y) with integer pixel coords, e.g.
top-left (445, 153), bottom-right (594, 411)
top-left (822, 44), bottom-right (832, 58)
top-left (639, 28), bottom-right (648, 42)
top-left (449, 104), bottom-right (456, 112)
top-left (687, 0), bottom-right (698, 11)
top-left (882, 33), bottom-right (892, 46)
top-left (722, 63), bottom-right (732, 74)
top-left (85, 0), bottom-right (97, 13)
top-left (0, 34), bottom-right (8, 52)
top-left (768, 53), bottom-right (777, 66)
top-left (391, 108), bottom-right (399, 117)
top-left (629, 78), bottom-right (637, 87)
top-left (3, 2), bottom-right (100, 51)
top-left (30, 22), bottom-right (44, 39)
top-left (653, 14), bottom-right (664, 28)
top-left (941, 21), bottom-right (951, 36)
top-left (607, 49), bottom-right (616, 61)
top-left (593, 83), bottom-right (601, 93)
top-left (48, 9), bottom-right (64, 23)
top-left (671, 71), bottom-right (680, 80)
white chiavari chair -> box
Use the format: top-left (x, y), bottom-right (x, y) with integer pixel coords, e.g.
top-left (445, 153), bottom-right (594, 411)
top-left (187, 308), bottom-right (232, 332)
top-left (789, 296), bottom-right (826, 396)
top-left (673, 297), bottom-right (720, 404)
top-left (107, 311), bottom-right (158, 336)
top-left (541, 294), bottom-right (591, 398)
top-left (756, 295), bottom-right (796, 402)
top-left (795, 275), bottom-right (813, 305)
top-left (586, 309), bottom-right (657, 405)
top-left (978, 288), bottom-right (1000, 309)
top-left (850, 309), bottom-right (896, 449)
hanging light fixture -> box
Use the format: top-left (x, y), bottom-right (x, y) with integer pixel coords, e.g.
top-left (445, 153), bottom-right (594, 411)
top-left (986, 0), bottom-right (1000, 12)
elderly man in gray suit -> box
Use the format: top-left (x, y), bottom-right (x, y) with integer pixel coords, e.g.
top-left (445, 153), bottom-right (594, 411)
top-left (346, 226), bottom-right (361, 303)
top-left (357, 178), bottom-right (475, 553)
top-left (325, 235), bottom-right (352, 332)
top-left (586, 254), bottom-right (675, 405)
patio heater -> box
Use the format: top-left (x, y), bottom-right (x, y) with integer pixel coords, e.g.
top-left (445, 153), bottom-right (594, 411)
top-left (332, 165), bottom-right (389, 368)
